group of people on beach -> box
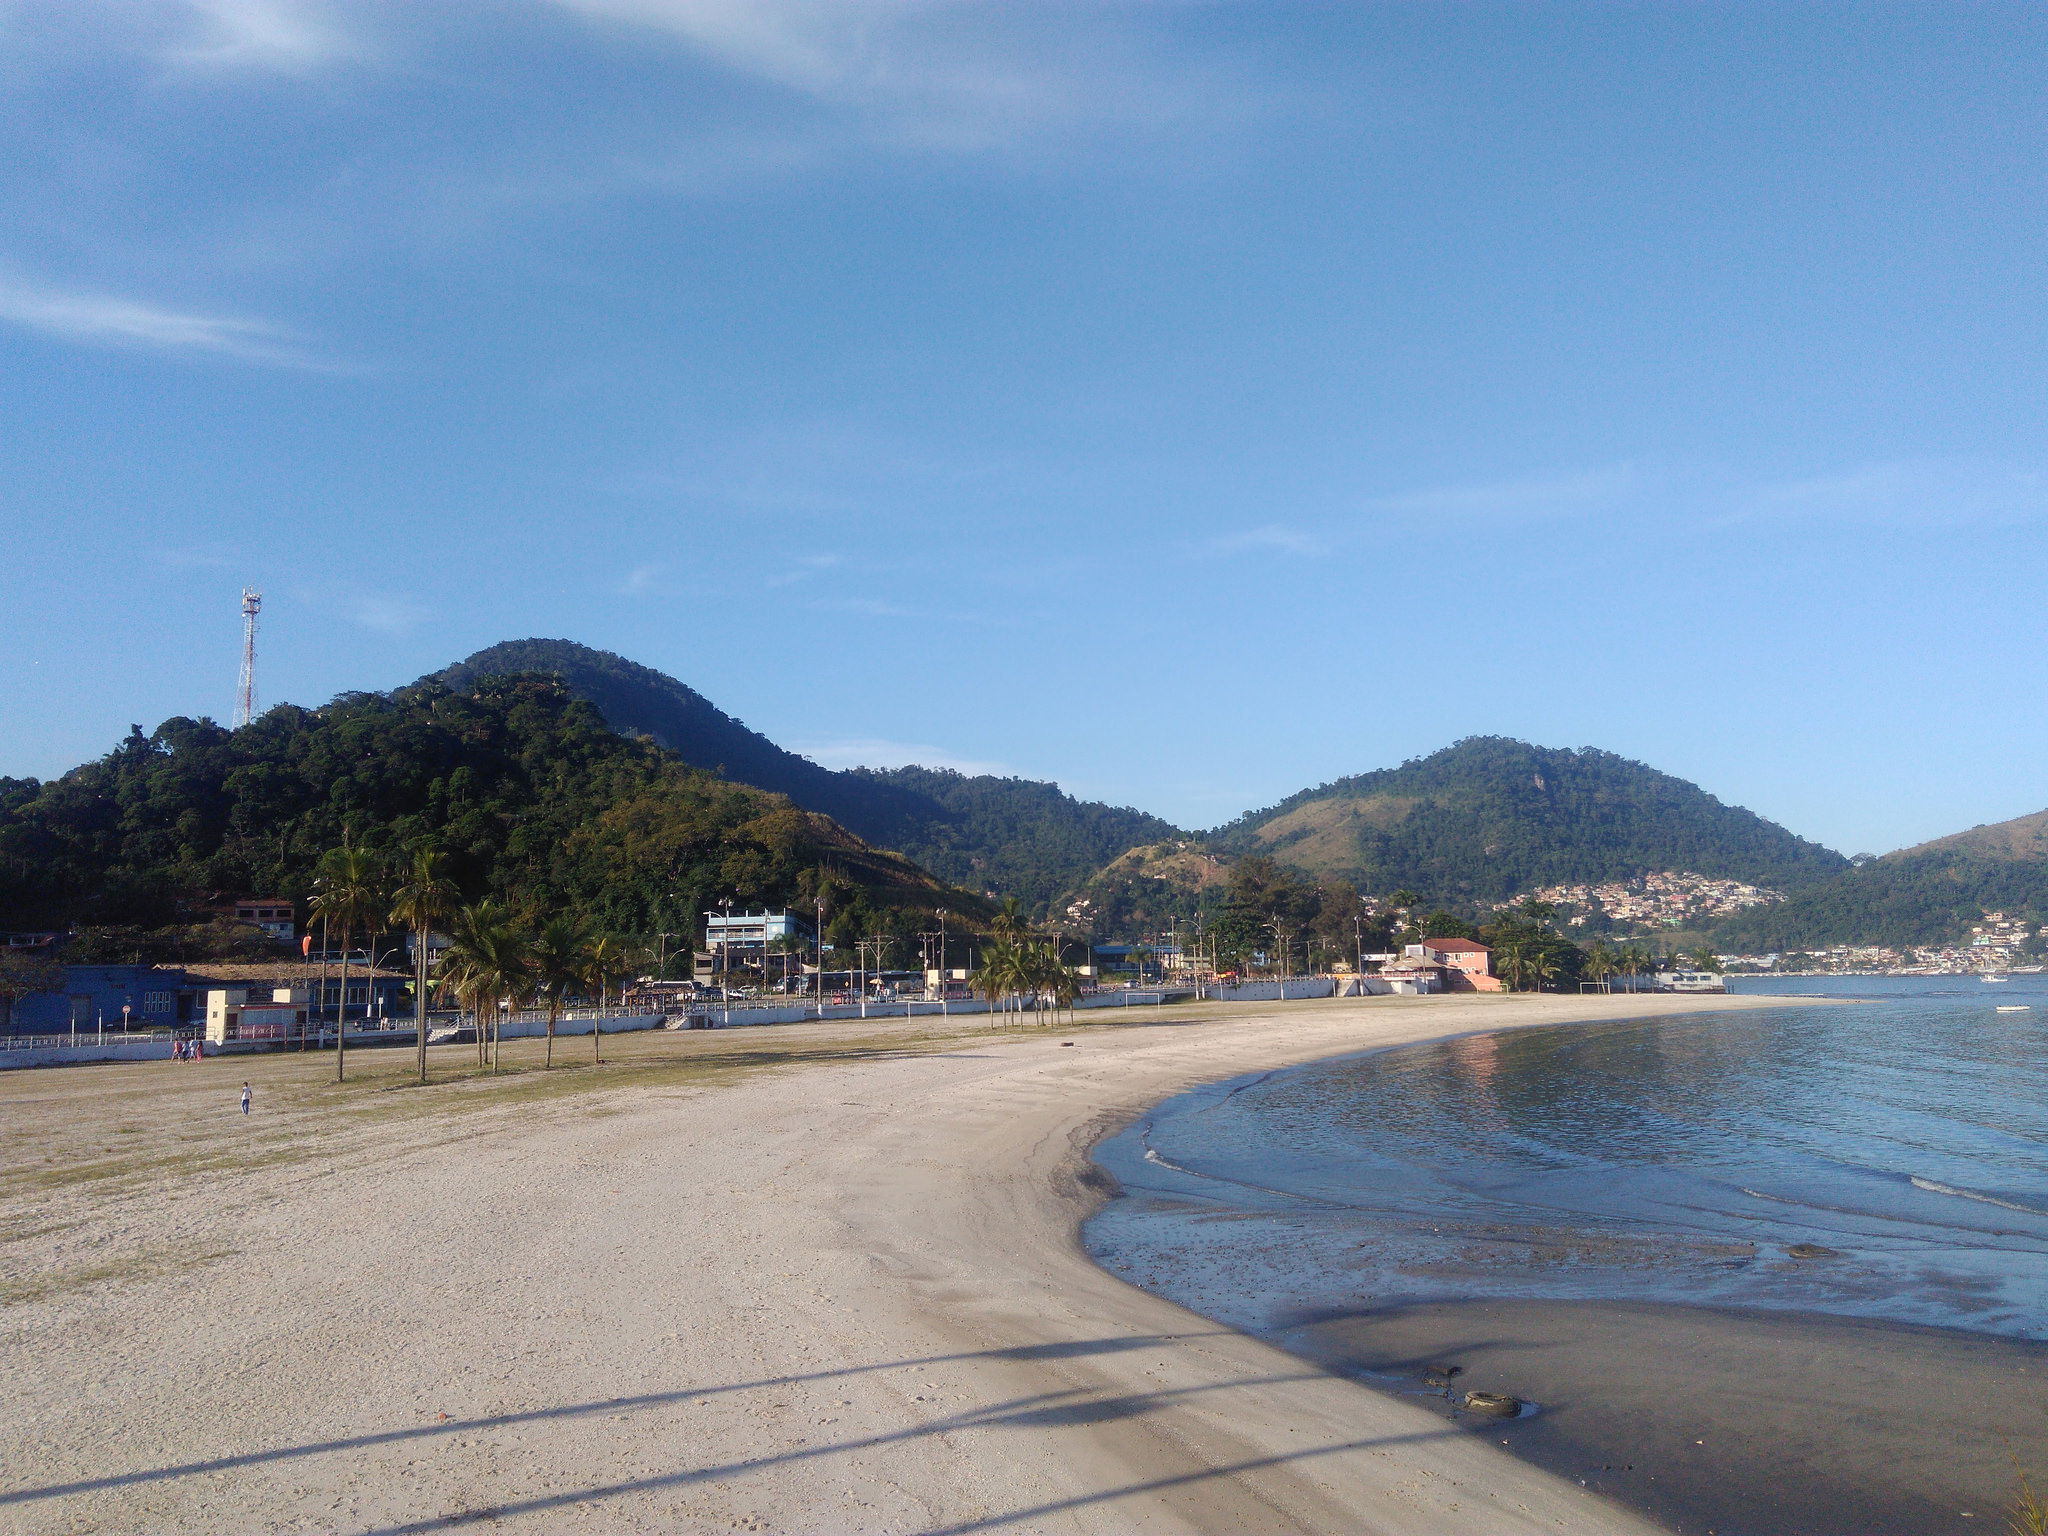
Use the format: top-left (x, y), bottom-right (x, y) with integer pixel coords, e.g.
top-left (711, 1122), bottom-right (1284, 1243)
top-left (171, 1038), bottom-right (204, 1061)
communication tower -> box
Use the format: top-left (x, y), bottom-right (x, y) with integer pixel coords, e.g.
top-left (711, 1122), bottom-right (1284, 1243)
top-left (235, 589), bottom-right (261, 727)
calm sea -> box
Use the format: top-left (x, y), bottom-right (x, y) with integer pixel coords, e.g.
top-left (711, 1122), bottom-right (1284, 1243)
top-left (1085, 977), bottom-right (2048, 1340)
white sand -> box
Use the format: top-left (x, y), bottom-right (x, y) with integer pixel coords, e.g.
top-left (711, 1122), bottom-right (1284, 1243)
top-left (0, 992), bottom-right (1800, 1534)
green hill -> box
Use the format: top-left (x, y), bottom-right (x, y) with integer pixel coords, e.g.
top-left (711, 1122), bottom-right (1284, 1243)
top-left (1207, 736), bottom-right (1847, 905)
top-left (440, 640), bottom-right (1183, 911)
top-left (1713, 808), bottom-right (2048, 950)
top-left (841, 765), bottom-right (1182, 911)
top-left (0, 673), bottom-right (964, 945)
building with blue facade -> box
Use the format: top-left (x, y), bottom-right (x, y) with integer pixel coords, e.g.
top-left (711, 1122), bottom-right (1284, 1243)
top-left (2, 960), bottom-right (412, 1037)
top-left (6, 964), bottom-right (185, 1036)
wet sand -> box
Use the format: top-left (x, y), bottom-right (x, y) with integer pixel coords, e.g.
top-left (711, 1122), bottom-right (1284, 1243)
top-left (1277, 1297), bottom-right (2048, 1535)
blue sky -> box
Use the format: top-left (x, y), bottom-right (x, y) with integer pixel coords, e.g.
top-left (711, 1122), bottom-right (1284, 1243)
top-left (3, 1), bottom-right (2043, 856)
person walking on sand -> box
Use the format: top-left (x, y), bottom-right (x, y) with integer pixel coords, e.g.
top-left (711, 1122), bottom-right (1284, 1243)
top-left (240, 1082), bottom-right (251, 1116)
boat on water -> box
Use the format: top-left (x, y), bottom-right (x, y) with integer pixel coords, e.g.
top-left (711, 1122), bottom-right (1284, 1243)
top-left (1983, 974), bottom-right (2010, 983)
top-left (1997, 1004), bottom-right (2032, 1012)
top-left (1658, 969), bottom-right (1726, 994)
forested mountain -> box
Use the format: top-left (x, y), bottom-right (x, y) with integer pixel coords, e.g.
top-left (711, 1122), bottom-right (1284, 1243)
top-left (0, 674), bottom-right (967, 948)
top-left (432, 640), bottom-right (926, 833)
top-left (442, 640), bottom-right (1183, 911)
top-left (1057, 840), bottom-right (1234, 939)
top-left (842, 766), bottom-right (1182, 911)
top-left (1713, 808), bottom-right (2048, 949)
top-left (1207, 737), bottom-right (1847, 905)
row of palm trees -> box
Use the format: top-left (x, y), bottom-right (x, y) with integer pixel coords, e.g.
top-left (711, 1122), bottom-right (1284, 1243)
top-left (308, 843), bottom-right (636, 1083)
top-left (1580, 941), bottom-right (1716, 992)
top-left (969, 937), bottom-right (1085, 1026)
top-left (439, 903), bottom-right (637, 1075)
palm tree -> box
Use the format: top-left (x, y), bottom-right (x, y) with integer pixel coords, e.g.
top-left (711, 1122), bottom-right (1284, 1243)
top-left (990, 896), bottom-right (1030, 942)
top-left (1582, 942), bottom-right (1615, 993)
top-left (1493, 937), bottom-right (1530, 992)
top-left (531, 914), bottom-right (594, 1068)
top-left (581, 934), bottom-right (637, 1064)
top-left (1689, 944), bottom-right (1721, 974)
top-left (1029, 939), bottom-right (1082, 1026)
top-left (390, 845), bottom-right (460, 1084)
top-left (971, 939), bottom-right (1023, 1026)
top-left (309, 843), bottom-right (385, 1084)
top-left (441, 903), bottom-right (532, 1071)
top-left (1524, 946), bottom-right (1561, 992)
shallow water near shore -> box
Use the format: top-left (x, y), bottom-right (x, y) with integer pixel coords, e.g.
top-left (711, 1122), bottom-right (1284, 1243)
top-left (1085, 978), bottom-right (2048, 1533)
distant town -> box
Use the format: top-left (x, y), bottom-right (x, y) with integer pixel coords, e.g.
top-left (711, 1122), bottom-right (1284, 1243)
top-left (1718, 912), bottom-right (2045, 976)
top-left (1493, 870), bottom-right (1784, 929)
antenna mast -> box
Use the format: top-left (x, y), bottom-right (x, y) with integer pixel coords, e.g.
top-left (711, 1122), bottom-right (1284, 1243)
top-left (235, 588), bottom-right (261, 727)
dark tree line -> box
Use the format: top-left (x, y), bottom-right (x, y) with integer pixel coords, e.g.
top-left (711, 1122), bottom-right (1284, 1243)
top-left (0, 674), bottom-right (983, 955)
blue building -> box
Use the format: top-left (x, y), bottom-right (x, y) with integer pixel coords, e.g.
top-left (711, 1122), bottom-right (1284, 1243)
top-left (6, 964), bottom-right (187, 1037)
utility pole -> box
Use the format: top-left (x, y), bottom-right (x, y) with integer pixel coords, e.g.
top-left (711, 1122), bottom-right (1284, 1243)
top-left (235, 589), bottom-right (261, 728)
top-left (856, 933), bottom-right (889, 1018)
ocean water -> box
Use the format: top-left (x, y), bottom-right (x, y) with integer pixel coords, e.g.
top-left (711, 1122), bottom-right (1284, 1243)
top-left (1085, 977), bottom-right (2048, 1340)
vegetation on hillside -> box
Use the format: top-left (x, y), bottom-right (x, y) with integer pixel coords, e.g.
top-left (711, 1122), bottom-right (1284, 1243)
top-left (444, 639), bottom-right (1186, 914)
top-left (1714, 836), bottom-right (2048, 949)
top-left (1056, 840), bottom-right (1233, 940)
top-left (0, 674), bottom-right (977, 957)
top-left (847, 765), bottom-right (1183, 914)
top-left (1209, 737), bottom-right (1846, 905)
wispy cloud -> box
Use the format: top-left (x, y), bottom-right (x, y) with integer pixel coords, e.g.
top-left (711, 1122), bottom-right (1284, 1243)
top-left (545, 0), bottom-right (1246, 152)
top-left (1205, 524), bottom-right (1323, 556)
top-left (351, 594), bottom-right (427, 634)
top-left (153, 546), bottom-right (235, 570)
top-left (809, 596), bottom-right (928, 618)
top-left (618, 562), bottom-right (669, 596)
top-left (1743, 461), bottom-right (2048, 526)
top-left (796, 735), bottom-right (1006, 774)
top-left (765, 551), bottom-right (842, 587)
top-left (1370, 465), bottom-right (1641, 521)
top-left (0, 275), bottom-right (317, 365)
top-left (168, 0), bottom-right (359, 73)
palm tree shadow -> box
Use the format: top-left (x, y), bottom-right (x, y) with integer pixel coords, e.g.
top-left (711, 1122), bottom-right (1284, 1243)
top-left (0, 1333), bottom-right (1221, 1512)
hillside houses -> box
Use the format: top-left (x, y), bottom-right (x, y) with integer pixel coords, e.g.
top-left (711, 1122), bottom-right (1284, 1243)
top-left (1500, 870), bottom-right (1783, 931)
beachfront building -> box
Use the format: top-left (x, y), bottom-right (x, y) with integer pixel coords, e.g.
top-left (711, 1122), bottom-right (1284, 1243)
top-left (1373, 953), bottom-right (1443, 994)
top-left (185, 963), bottom-right (412, 1025)
top-left (4, 963), bottom-right (183, 1037)
top-left (1405, 938), bottom-right (1506, 992)
top-left (698, 909), bottom-right (813, 981)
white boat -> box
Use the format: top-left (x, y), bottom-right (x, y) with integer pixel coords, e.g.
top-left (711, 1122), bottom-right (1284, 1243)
top-left (1997, 1004), bottom-right (2032, 1012)
top-left (1657, 969), bottom-right (1726, 994)
top-left (1983, 974), bottom-right (2010, 983)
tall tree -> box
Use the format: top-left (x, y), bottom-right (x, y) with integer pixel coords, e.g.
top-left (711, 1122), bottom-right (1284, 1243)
top-left (441, 901), bottom-right (531, 1071)
top-left (390, 844), bottom-right (460, 1084)
top-left (309, 844), bottom-right (384, 1084)
top-left (531, 913), bottom-right (594, 1068)
top-left (581, 933), bottom-right (637, 1063)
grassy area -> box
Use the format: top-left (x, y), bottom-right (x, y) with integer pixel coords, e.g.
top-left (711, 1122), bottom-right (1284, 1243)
top-left (0, 992), bottom-right (1475, 1312)
top-left (0, 999), bottom-right (1291, 1200)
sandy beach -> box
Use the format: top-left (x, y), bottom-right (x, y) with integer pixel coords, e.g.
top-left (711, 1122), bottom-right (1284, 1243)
top-left (2, 991), bottom-right (1819, 1535)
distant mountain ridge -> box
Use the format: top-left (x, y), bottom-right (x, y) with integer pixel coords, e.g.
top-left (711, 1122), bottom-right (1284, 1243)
top-left (1207, 737), bottom-right (1848, 905)
top-left (438, 641), bottom-right (1182, 911)
top-left (442, 643), bottom-right (2048, 946)
top-left (1714, 805), bottom-right (2048, 950)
